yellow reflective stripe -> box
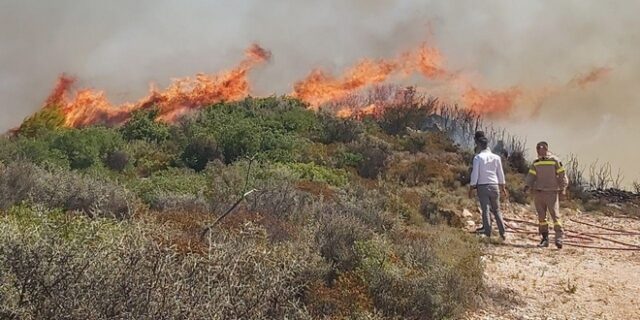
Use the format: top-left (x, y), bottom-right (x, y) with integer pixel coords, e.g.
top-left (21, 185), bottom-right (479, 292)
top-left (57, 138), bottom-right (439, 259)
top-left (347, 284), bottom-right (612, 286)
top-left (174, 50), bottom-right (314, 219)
top-left (538, 220), bottom-right (549, 226)
top-left (556, 167), bottom-right (566, 173)
top-left (529, 169), bottom-right (537, 175)
top-left (554, 220), bottom-right (563, 226)
top-left (534, 160), bottom-right (558, 166)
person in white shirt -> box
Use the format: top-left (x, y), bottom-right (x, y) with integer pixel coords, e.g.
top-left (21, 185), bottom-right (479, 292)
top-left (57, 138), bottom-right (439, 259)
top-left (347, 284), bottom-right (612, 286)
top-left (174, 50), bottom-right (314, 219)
top-left (469, 137), bottom-right (508, 239)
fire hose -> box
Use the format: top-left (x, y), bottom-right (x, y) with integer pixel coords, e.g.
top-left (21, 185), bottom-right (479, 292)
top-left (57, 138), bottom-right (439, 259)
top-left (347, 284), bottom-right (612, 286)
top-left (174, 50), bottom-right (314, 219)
top-left (472, 201), bottom-right (640, 251)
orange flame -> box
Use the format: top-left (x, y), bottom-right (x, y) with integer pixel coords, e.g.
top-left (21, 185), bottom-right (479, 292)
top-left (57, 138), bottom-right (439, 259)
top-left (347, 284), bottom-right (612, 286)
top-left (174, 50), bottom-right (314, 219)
top-left (45, 44), bottom-right (271, 127)
top-left (61, 89), bottom-right (133, 127)
top-left (293, 43), bottom-right (447, 109)
top-left (31, 41), bottom-right (613, 129)
top-left (461, 86), bottom-right (522, 116)
top-left (413, 44), bottom-right (448, 79)
top-left (292, 59), bottom-right (399, 109)
top-left (45, 74), bottom-right (74, 107)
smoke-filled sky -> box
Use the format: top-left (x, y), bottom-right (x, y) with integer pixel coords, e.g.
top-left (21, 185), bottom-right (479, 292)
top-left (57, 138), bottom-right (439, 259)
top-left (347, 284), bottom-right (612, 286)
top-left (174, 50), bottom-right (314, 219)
top-left (1, 0), bottom-right (639, 185)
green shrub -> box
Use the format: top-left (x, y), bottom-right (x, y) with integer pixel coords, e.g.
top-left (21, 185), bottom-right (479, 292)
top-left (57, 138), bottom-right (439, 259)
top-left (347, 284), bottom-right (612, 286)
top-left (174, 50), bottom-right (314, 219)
top-left (316, 212), bottom-right (374, 272)
top-left (192, 116), bottom-right (299, 164)
top-left (185, 98), bottom-right (313, 164)
top-left (126, 140), bottom-right (176, 176)
top-left (282, 162), bottom-right (349, 186)
top-left (180, 136), bottom-right (222, 171)
top-left (0, 162), bottom-right (130, 218)
top-left (361, 226), bottom-right (482, 319)
top-left (315, 112), bottom-right (364, 144)
top-left (215, 119), bottom-right (262, 163)
top-left (255, 129), bottom-right (307, 163)
top-left (333, 187), bottom-right (401, 233)
top-left (126, 167), bottom-right (209, 209)
top-left (104, 150), bottom-right (129, 172)
top-left (119, 108), bottom-right (170, 143)
top-left (402, 131), bottom-right (459, 154)
top-left (8, 135), bottom-right (70, 169)
top-left (336, 149), bottom-right (365, 168)
top-left (17, 105), bottom-right (65, 138)
top-left (52, 127), bottom-right (123, 170)
top-left (348, 136), bottom-right (392, 179)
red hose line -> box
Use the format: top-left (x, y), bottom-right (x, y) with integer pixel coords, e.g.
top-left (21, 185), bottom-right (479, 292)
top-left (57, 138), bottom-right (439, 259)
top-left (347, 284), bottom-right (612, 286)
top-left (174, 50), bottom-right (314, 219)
top-left (469, 209), bottom-right (640, 250)
top-left (504, 217), bottom-right (538, 227)
top-left (579, 233), bottom-right (640, 249)
top-left (569, 218), bottom-right (640, 235)
top-left (563, 242), bottom-right (640, 251)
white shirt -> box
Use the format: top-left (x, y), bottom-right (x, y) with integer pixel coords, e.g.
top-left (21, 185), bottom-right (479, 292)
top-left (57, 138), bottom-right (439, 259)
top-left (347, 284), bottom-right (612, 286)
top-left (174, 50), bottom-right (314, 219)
top-left (470, 148), bottom-right (506, 187)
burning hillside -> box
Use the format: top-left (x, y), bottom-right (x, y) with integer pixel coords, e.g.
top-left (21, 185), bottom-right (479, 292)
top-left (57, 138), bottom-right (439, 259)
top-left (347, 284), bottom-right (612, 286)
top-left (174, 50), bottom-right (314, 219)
top-left (291, 44), bottom-right (447, 109)
top-left (30, 41), bottom-right (610, 129)
top-left (42, 44), bottom-right (271, 127)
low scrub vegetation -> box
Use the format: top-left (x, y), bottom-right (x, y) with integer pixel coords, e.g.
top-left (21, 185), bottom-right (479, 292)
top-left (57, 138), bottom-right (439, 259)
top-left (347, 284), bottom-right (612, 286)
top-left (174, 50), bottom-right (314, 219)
top-left (0, 94), bottom-right (556, 319)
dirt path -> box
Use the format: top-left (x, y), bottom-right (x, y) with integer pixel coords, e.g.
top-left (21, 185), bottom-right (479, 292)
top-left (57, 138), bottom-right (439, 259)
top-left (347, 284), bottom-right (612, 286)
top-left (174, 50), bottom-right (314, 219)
top-left (464, 205), bottom-right (640, 320)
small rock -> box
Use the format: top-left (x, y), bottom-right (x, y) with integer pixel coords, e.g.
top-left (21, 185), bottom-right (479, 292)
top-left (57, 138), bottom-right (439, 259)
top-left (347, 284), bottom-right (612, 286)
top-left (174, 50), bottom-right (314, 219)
top-left (462, 209), bottom-right (473, 218)
top-left (466, 220), bottom-right (476, 228)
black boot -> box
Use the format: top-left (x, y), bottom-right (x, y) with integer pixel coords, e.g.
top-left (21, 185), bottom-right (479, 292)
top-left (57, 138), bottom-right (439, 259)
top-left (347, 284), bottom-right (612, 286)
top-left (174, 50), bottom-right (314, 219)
top-left (555, 238), bottom-right (563, 249)
top-left (538, 234), bottom-right (549, 248)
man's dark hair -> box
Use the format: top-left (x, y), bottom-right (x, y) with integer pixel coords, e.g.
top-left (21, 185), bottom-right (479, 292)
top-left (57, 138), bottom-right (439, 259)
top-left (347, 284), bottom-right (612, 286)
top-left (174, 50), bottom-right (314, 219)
top-left (474, 131), bottom-right (485, 142)
top-left (477, 136), bottom-right (489, 150)
top-left (536, 141), bottom-right (549, 149)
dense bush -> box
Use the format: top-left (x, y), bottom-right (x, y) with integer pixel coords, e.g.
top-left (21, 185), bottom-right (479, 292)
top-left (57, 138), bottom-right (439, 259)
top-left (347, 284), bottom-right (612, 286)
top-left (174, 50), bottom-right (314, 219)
top-left (402, 130), bottom-right (459, 154)
top-left (0, 206), bottom-right (316, 319)
top-left (361, 226), bottom-right (483, 319)
top-left (2, 135), bottom-right (70, 168)
top-left (16, 105), bottom-right (65, 138)
top-left (281, 162), bottom-right (349, 187)
top-left (376, 96), bottom-right (438, 135)
top-left (0, 162), bottom-right (130, 218)
top-left (387, 153), bottom-right (459, 187)
top-left (186, 97), bottom-right (316, 163)
top-left (315, 112), bottom-right (364, 144)
top-left (180, 135), bottom-right (222, 171)
top-left (105, 150), bottom-right (130, 172)
top-left (348, 136), bottom-right (393, 179)
top-left (316, 212), bottom-right (374, 272)
top-left (126, 140), bottom-right (176, 176)
top-left (125, 167), bottom-right (210, 209)
top-left (119, 108), bottom-right (170, 143)
top-left (52, 127), bottom-right (124, 170)
top-left (416, 184), bottom-right (475, 226)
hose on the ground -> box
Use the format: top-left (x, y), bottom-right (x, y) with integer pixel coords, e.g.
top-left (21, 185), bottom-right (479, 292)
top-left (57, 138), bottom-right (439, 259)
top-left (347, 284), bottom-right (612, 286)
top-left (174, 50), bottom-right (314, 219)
top-left (470, 202), bottom-right (640, 251)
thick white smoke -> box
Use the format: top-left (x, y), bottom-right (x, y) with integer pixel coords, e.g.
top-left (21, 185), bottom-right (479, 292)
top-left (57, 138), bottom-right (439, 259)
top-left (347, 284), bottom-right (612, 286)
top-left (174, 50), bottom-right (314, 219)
top-left (1, 0), bottom-right (638, 184)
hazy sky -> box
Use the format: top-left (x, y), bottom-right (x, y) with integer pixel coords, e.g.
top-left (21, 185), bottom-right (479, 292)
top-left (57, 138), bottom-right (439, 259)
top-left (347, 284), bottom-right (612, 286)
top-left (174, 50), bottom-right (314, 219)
top-left (1, 0), bottom-right (639, 184)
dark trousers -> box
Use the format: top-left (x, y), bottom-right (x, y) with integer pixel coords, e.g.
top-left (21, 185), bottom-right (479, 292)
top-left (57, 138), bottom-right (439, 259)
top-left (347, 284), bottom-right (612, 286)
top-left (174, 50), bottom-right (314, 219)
top-left (477, 185), bottom-right (505, 237)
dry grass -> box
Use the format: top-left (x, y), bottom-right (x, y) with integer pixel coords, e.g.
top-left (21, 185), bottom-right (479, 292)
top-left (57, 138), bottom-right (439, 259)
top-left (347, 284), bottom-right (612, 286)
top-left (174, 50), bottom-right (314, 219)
top-left (0, 206), bottom-right (316, 319)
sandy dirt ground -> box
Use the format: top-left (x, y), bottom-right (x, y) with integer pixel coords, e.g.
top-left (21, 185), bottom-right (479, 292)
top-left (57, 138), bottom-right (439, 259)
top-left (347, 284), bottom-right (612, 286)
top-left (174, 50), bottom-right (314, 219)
top-left (464, 204), bottom-right (640, 320)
